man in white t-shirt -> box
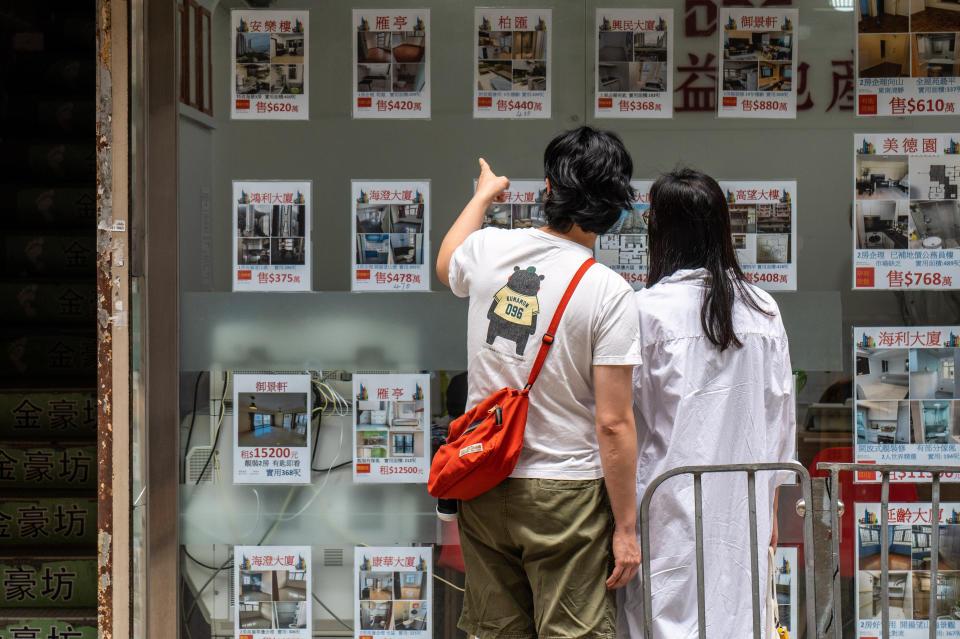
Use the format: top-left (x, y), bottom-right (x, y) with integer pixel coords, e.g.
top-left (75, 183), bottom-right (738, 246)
top-left (435, 127), bottom-right (642, 639)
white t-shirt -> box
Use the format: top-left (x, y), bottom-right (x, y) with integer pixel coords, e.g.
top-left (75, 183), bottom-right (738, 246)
top-left (448, 227), bottom-right (642, 479)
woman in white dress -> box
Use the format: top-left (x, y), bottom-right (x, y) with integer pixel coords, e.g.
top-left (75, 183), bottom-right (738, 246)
top-left (618, 169), bottom-right (795, 638)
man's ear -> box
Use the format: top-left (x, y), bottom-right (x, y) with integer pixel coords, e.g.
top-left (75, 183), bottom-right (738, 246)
top-left (545, 178), bottom-right (551, 196)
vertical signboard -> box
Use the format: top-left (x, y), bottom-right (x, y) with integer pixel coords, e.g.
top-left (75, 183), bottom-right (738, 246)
top-left (475, 9), bottom-right (551, 119)
top-left (854, 326), bottom-right (960, 482)
top-left (856, 4), bottom-right (960, 117)
top-left (233, 373), bottom-right (312, 484)
top-left (352, 373), bottom-right (430, 483)
top-left (233, 180), bottom-right (311, 292)
top-left (351, 181), bottom-right (430, 291)
top-left (231, 10), bottom-right (308, 119)
top-left (353, 9), bottom-right (431, 118)
top-left (235, 546), bottom-right (312, 639)
top-left (355, 546), bottom-right (432, 638)
top-left (717, 8), bottom-right (798, 118)
top-left (854, 134), bottom-right (960, 290)
top-left (855, 504), bottom-right (960, 637)
top-left (595, 9), bottom-right (673, 118)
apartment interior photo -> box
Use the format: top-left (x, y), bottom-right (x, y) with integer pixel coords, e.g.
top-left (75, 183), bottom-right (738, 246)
top-left (856, 155), bottom-right (909, 199)
top-left (912, 525), bottom-right (960, 570)
top-left (356, 399), bottom-right (424, 458)
top-left (723, 61), bottom-right (759, 91)
top-left (512, 60), bottom-right (547, 90)
top-left (483, 203), bottom-right (512, 228)
top-left (478, 30), bottom-right (512, 59)
top-left (512, 204), bottom-right (546, 228)
top-left (857, 0), bottom-right (910, 33)
top-left (911, 400), bottom-right (960, 444)
top-left (859, 525), bottom-right (913, 569)
top-left (238, 238), bottom-right (270, 265)
top-left (238, 570), bottom-right (309, 630)
top-left (477, 60), bottom-right (512, 91)
top-left (912, 33), bottom-right (958, 77)
top-left (392, 63), bottom-right (425, 92)
top-left (910, 348), bottom-right (960, 399)
top-left (858, 33), bottom-right (910, 78)
top-left (856, 200), bottom-right (910, 249)
top-left (911, 201), bottom-right (960, 249)
top-left (357, 31), bottom-right (392, 63)
top-left (597, 31), bottom-right (667, 92)
top-left (359, 601), bottom-right (393, 630)
top-left (392, 31), bottom-right (425, 63)
top-left (270, 33), bottom-right (304, 63)
top-left (355, 204), bottom-right (424, 265)
top-left (911, 0), bottom-right (960, 32)
top-left (912, 571), bottom-right (960, 619)
top-left (359, 571), bottom-right (394, 600)
top-left (856, 400), bottom-right (911, 444)
top-left (356, 63), bottom-right (390, 92)
top-left (236, 63), bottom-right (270, 95)
top-left (269, 64), bottom-right (303, 94)
top-left (235, 392), bottom-right (308, 448)
top-left (723, 30), bottom-right (792, 61)
top-left (393, 600), bottom-right (427, 631)
top-left (859, 571), bottom-right (912, 619)
top-left (759, 62), bottom-right (792, 91)
top-left (855, 348), bottom-right (909, 400)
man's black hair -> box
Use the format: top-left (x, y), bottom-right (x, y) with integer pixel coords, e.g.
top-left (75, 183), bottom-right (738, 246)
top-left (646, 168), bottom-right (772, 351)
top-left (542, 126), bottom-right (635, 235)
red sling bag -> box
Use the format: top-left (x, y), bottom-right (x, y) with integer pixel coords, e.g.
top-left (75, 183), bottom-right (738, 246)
top-left (427, 257), bottom-right (596, 500)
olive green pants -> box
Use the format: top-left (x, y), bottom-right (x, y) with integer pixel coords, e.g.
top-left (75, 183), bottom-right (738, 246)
top-left (457, 477), bottom-right (616, 639)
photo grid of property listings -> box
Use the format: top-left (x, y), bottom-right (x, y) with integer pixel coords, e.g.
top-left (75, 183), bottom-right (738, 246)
top-left (235, 546), bottom-right (311, 639)
top-left (352, 373), bottom-right (430, 483)
top-left (231, 10), bottom-right (308, 119)
top-left (593, 180), bottom-right (797, 291)
top-left (233, 180), bottom-right (311, 292)
top-left (718, 8), bottom-right (798, 118)
top-left (351, 181), bottom-right (429, 291)
top-left (479, 179), bottom-right (548, 231)
top-left (595, 9), bottom-right (673, 119)
top-left (854, 326), bottom-right (960, 477)
top-left (856, 0), bottom-right (960, 116)
top-left (475, 9), bottom-right (551, 119)
top-left (353, 10), bottom-right (430, 119)
top-left (856, 504), bottom-right (960, 638)
top-left (232, 373), bottom-right (311, 484)
top-left (355, 547), bottom-right (431, 637)
top-left (854, 134), bottom-right (960, 290)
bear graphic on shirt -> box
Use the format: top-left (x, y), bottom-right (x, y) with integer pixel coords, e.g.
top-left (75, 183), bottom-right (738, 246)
top-left (486, 266), bottom-right (544, 356)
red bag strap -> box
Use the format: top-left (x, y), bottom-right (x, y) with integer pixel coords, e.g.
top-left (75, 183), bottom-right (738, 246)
top-left (524, 257), bottom-right (596, 390)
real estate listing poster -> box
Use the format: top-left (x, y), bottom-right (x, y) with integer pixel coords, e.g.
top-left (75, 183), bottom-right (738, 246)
top-left (233, 180), bottom-right (311, 292)
top-left (594, 180), bottom-right (652, 290)
top-left (717, 8), bottom-right (797, 119)
top-left (231, 10), bottom-right (308, 120)
top-left (474, 8), bottom-right (551, 119)
top-left (352, 181), bottom-right (429, 291)
top-left (773, 546), bottom-right (798, 637)
top-left (235, 546), bottom-right (311, 639)
top-left (855, 503), bottom-right (960, 637)
top-left (478, 179), bottom-right (548, 230)
top-left (720, 181), bottom-right (797, 290)
top-left (352, 373), bottom-right (430, 483)
top-left (854, 326), bottom-right (960, 483)
top-left (854, 134), bottom-right (960, 290)
top-left (595, 9), bottom-right (673, 119)
top-left (232, 373), bottom-right (311, 484)
top-left (353, 9), bottom-right (430, 119)
top-left (855, 2), bottom-right (960, 117)
top-left (354, 546), bottom-right (432, 637)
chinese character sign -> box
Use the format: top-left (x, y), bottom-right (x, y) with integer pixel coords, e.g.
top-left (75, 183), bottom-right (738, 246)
top-left (351, 181), bottom-right (430, 292)
top-left (594, 180), bottom-right (652, 290)
top-left (353, 10), bottom-right (430, 119)
top-left (855, 6), bottom-right (960, 117)
top-left (855, 503), bottom-right (960, 638)
top-left (717, 8), bottom-right (798, 119)
top-left (231, 10), bottom-right (308, 120)
top-left (478, 179), bottom-right (548, 231)
top-left (474, 9), bottom-right (551, 119)
top-left (234, 546), bottom-right (311, 639)
top-left (853, 134), bottom-right (960, 290)
top-left (595, 9), bottom-right (673, 119)
top-left (354, 546), bottom-right (431, 638)
top-left (853, 326), bottom-right (960, 482)
top-left (233, 181), bottom-right (311, 292)
top-left (232, 373), bottom-right (311, 485)
top-left (352, 374), bottom-right (430, 483)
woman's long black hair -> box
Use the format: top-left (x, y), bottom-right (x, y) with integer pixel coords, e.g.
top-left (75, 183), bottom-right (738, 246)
top-left (646, 168), bottom-right (772, 351)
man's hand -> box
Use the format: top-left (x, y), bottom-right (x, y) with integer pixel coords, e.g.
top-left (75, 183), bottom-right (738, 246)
top-left (475, 158), bottom-right (509, 204)
top-left (606, 528), bottom-right (641, 589)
